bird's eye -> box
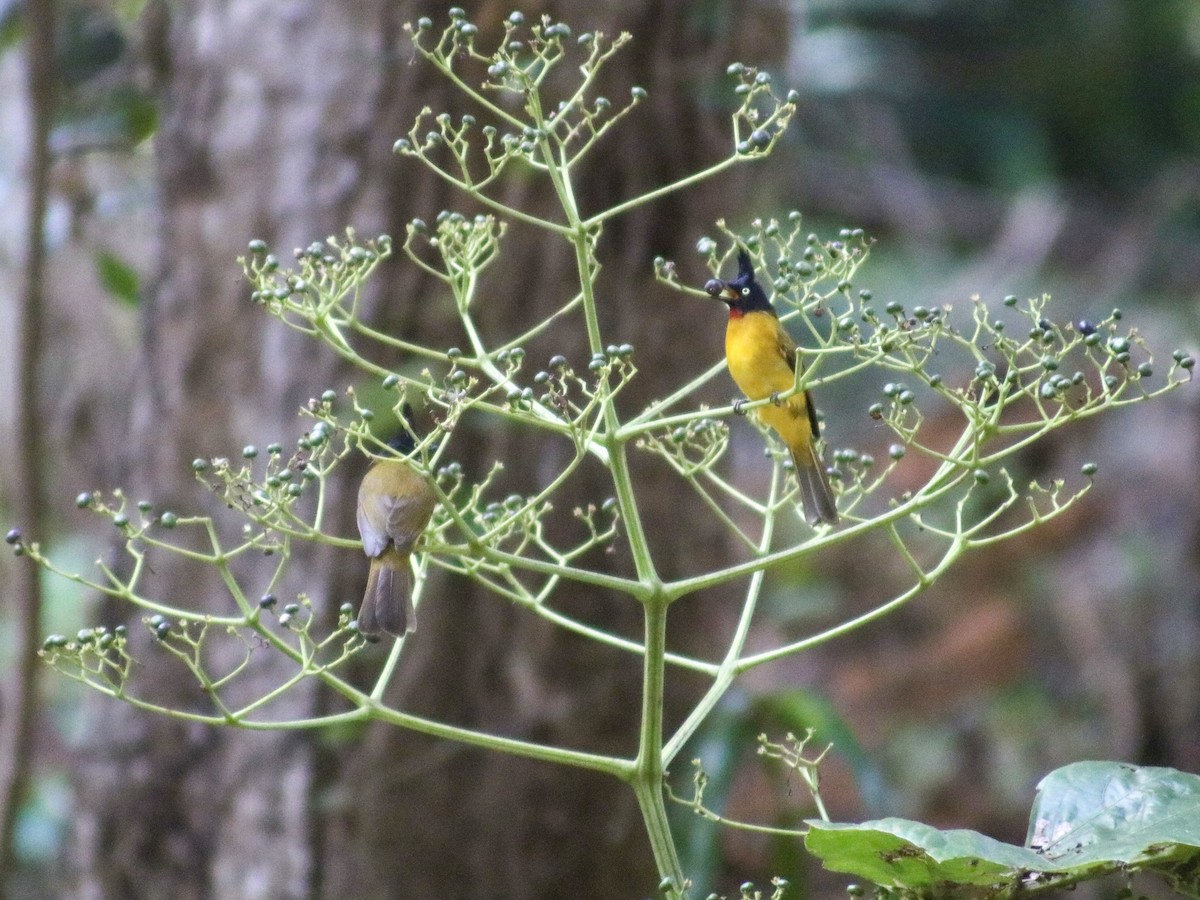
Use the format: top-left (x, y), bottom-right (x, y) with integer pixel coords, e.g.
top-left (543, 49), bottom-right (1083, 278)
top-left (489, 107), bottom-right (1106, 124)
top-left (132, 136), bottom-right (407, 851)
top-left (741, 287), bottom-right (750, 296)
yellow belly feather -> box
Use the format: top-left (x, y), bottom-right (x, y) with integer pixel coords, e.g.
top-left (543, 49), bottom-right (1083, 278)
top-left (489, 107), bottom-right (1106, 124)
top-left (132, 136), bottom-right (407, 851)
top-left (725, 312), bottom-right (812, 454)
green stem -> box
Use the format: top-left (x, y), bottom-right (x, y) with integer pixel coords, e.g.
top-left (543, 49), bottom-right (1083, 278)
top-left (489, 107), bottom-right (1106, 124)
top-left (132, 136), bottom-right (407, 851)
top-left (632, 593), bottom-right (686, 895)
top-left (736, 533), bottom-right (966, 671)
top-left (663, 465), bottom-right (781, 764)
top-left (664, 424), bottom-right (980, 599)
top-left (607, 439), bottom-right (657, 584)
top-left (550, 138), bottom-right (662, 587)
top-left (417, 45), bottom-right (526, 129)
top-left (366, 696), bottom-right (631, 778)
top-left (582, 154), bottom-right (743, 228)
top-left (454, 282), bottom-right (611, 466)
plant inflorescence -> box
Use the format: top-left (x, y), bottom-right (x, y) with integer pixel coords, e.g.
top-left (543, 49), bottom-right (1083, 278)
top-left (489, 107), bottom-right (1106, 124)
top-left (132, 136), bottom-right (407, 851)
top-left (12, 10), bottom-right (1194, 898)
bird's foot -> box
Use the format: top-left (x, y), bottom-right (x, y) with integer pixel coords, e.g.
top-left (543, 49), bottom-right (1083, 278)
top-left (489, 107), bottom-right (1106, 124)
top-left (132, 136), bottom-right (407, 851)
top-left (732, 398), bottom-right (747, 415)
top-left (769, 391), bottom-right (785, 406)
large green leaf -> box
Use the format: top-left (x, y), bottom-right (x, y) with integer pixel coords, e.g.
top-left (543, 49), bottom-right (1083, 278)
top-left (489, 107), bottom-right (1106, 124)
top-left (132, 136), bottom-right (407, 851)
top-left (805, 762), bottom-right (1200, 894)
top-left (1027, 761), bottom-right (1200, 866)
top-left (806, 818), bottom-right (1047, 888)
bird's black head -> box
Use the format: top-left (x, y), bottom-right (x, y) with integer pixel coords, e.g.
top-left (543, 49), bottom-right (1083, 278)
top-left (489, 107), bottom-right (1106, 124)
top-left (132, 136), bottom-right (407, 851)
top-left (384, 403), bottom-right (419, 455)
top-left (703, 248), bottom-right (775, 316)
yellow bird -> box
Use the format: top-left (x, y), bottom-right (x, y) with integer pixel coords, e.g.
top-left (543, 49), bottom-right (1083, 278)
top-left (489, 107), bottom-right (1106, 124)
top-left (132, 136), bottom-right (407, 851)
top-left (705, 249), bottom-right (838, 525)
top-left (356, 420), bottom-right (437, 638)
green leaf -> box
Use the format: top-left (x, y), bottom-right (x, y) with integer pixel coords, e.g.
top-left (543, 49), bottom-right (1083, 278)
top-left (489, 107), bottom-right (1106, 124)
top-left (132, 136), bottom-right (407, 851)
top-left (53, 88), bottom-right (159, 150)
top-left (805, 762), bottom-right (1200, 893)
top-left (1028, 761), bottom-right (1200, 866)
top-left (95, 251), bottom-right (140, 306)
top-left (0, 4), bottom-right (23, 55)
top-left (806, 818), bottom-right (1047, 888)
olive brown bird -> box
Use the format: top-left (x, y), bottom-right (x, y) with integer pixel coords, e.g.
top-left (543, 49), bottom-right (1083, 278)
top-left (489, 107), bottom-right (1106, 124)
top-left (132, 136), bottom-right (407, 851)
top-left (356, 418), bottom-right (438, 637)
top-left (704, 249), bottom-right (839, 525)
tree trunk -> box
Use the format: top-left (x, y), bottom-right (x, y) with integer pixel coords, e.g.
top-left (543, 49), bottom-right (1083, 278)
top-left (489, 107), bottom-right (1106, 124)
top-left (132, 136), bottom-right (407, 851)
top-left (64, 1), bottom-right (781, 897)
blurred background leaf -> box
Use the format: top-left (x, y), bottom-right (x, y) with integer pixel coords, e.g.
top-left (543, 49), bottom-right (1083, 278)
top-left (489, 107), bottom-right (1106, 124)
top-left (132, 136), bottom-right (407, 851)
top-left (93, 249), bottom-right (138, 306)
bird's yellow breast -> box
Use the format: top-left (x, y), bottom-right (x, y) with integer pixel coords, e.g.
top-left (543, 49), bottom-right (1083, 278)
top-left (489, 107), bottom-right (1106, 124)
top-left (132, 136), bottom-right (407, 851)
top-left (725, 311), bottom-right (795, 400)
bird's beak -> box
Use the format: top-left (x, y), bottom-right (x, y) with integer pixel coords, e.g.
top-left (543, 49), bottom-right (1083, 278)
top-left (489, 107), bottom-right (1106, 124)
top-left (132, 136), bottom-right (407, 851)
top-left (704, 278), bottom-right (736, 303)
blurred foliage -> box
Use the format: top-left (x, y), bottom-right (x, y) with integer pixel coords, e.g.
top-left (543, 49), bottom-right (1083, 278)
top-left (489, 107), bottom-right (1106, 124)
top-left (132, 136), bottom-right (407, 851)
top-left (93, 249), bottom-right (139, 306)
top-left (1, 0), bottom-right (157, 150)
top-left (673, 688), bottom-right (889, 896)
top-left (801, 0), bottom-right (1200, 196)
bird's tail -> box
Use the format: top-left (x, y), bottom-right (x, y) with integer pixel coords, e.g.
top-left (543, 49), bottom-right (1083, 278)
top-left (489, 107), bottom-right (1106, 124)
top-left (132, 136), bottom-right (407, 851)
top-left (360, 553), bottom-right (417, 638)
top-left (791, 444), bottom-right (839, 526)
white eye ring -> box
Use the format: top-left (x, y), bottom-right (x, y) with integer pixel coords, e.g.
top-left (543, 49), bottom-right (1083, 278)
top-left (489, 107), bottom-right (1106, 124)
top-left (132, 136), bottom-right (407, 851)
top-left (741, 287), bottom-right (750, 296)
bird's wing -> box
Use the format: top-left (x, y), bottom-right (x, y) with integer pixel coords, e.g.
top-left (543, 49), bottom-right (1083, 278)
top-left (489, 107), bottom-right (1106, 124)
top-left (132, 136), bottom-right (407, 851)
top-left (804, 387), bottom-right (822, 439)
top-left (384, 492), bottom-right (435, 552)
top-left (776, 321), bottom-right (822, 439)
top-left (357, 491), bottom-right (392, 558)
top-left (775, 322), bottom-right (798, 373)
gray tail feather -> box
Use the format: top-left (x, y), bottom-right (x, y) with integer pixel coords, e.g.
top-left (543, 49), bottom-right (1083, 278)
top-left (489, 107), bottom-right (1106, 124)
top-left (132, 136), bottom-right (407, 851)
top-left (360, 559), bottom-right (417, 638)
top-left (791, 445), bottom-right (839, 526)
